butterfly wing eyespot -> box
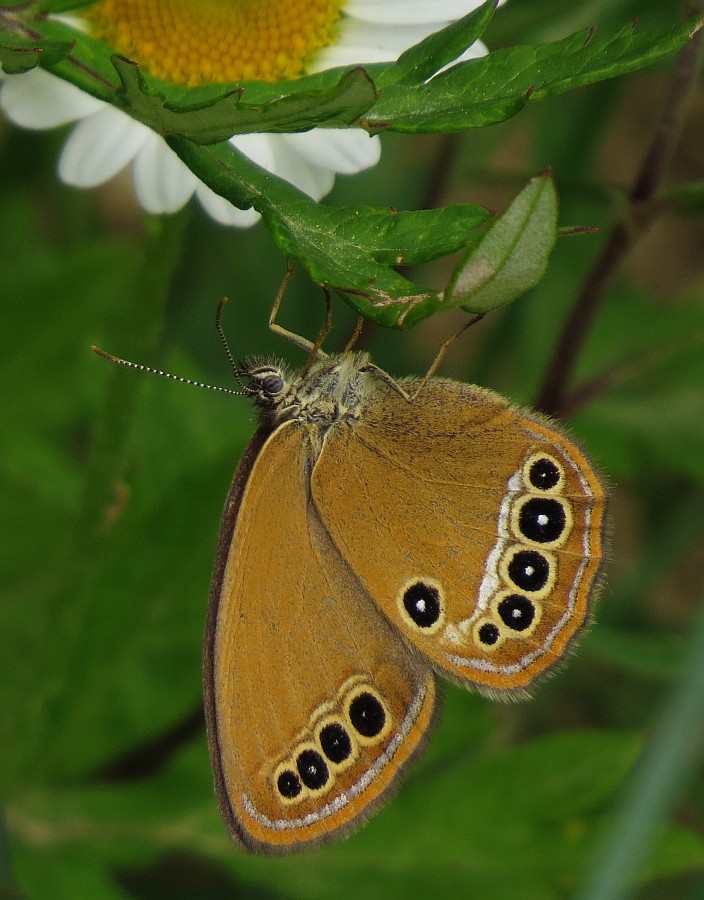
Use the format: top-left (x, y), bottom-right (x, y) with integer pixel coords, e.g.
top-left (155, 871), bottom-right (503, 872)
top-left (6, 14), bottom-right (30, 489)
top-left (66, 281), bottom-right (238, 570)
top-left (316, 718), bottom-right (357, 771)
top-left (500, 546), bottom-right (556, 597)
top-left (494, 592), bottom-right (541, 634)
top-left (205, 423), bottom-right (436, 854)
top-left (397, 578), bottom-right (445, 634)
top-left (523, 452), bottom-right (565, 493)
top-left (310, 378), bottom-right (607, 696)
top-left (345, 684), bottom-right (392, 745)
top-left (512, 494), bottom-right (572, 547)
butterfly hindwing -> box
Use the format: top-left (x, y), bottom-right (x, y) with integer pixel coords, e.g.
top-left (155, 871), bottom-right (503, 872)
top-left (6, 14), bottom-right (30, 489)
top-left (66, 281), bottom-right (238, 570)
top-left (311, 378), bottom-right (607, 695)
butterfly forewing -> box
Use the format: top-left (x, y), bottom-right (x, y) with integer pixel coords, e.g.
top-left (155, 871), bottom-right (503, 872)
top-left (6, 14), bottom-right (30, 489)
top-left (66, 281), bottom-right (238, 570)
top-left (205, 421), bottom-right (435, 854)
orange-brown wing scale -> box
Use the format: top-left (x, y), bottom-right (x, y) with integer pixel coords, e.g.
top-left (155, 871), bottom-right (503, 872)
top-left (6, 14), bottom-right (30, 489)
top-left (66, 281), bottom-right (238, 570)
top-left (311, 379), bottom-right (607, 696)
top-left (205, 423), bottom-right (436, 853)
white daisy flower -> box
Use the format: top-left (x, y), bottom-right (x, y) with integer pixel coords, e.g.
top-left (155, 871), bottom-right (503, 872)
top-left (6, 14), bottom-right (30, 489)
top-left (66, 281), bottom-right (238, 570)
top-left (0, 0), bottom-right (494, 227)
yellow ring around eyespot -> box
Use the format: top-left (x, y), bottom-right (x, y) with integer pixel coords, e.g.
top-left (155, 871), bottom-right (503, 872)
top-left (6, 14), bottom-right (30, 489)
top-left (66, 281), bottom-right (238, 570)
top-left (491, 590), bottom-right (543, 638)
top-left (498, 544), bottom-right (557, 600)
top-left (522, 452), bottom-right (566, 494)
top-left (83, 0), bottom-right (345, 86)
top-left (472, 617), bottom-right (505, 653)
top-left (510, 494), bottom-right (573, 549)
top-left (344, 685), bottom-right (392, 747)
top-left (314, 716), bottom-right (359, 773)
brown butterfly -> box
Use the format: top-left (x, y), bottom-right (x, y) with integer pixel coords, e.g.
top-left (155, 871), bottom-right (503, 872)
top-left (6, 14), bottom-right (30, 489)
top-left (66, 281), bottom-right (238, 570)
top-left (94, 291), bottom-right (606, 855)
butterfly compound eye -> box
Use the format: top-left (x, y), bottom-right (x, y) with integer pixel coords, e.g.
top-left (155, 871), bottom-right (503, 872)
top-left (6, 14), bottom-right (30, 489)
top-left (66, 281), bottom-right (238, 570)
top-left (261, 372), bottom-right (285, 395)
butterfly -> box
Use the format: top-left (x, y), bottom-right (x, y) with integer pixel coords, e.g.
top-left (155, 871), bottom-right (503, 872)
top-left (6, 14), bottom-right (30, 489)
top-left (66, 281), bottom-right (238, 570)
top-left (94, 287), bottom-right (606, 854)
top-left (201, 305), bottom-right (607, 854)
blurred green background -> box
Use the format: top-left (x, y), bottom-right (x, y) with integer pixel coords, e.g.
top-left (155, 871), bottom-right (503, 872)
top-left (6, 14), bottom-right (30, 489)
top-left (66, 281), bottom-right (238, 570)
top-left (2, 0), bottom-right (704, 897)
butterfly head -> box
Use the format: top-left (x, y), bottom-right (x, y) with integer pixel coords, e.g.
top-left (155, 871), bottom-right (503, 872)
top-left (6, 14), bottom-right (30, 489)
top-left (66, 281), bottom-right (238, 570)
top-left (238, 352), bottom-right (376, 429)
top-left (238, 358), bottom-right (294, 414)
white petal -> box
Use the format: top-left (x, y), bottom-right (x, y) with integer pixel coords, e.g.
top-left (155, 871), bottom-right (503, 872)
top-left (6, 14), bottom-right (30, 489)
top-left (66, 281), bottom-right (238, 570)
top-left (314, 20), bottom-right (462, 69)
top-left (316, 17), bottom-right (489, 73)
top-left (229, 132), bottom-right (277, 171)
top-left (314, 44), bottom-right (400, 67)
top-left (195, 182), bottom-right (261, 227)
top-left (454, 40), bottom-right (489, 63)
top-left (58, 106), bottom-right (150, 187)
top-left (345, 0), bottom-right (484, 24)
top-left (51, 14), bottom-right (90, 33)
top-left (282, 129), bottom-right (380, 174)
top-left (132, 134), bottom-right (198, 213)
top-left (233, 132), bottom-right (333, 200)
top-left (0, 68), bottom-right (104, 129)
top-left (269, 138), bottom-right (335, 200)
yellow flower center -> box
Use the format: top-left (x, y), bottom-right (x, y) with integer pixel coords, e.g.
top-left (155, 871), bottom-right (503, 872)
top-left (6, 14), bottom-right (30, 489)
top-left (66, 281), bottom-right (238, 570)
top-left (83, 0), bottom-right (345, 86)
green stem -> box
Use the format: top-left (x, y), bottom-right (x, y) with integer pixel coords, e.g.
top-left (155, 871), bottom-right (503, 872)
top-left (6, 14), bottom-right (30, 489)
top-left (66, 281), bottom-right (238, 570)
top-left (535, 10), bottom-right (704, 417)
top-left (0, 803), bottom-right (25, 899)
top-left (576, 598), bottom-right (704, 900)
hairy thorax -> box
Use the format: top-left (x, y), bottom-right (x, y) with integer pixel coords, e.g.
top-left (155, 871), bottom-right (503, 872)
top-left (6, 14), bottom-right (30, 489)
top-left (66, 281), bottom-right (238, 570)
top-left (241, 352), bottom-right (378, 430)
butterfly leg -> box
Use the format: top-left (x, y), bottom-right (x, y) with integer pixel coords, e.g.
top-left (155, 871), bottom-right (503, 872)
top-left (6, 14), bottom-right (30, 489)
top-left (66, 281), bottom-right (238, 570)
top-left (360, 314), bottom-right (483, 403)
top-left (267, 262), bottom-right (332, 364)
top-left (408, 314), bottom-right (483, 399)
top-left (301, 287), bottom-right (334, 375)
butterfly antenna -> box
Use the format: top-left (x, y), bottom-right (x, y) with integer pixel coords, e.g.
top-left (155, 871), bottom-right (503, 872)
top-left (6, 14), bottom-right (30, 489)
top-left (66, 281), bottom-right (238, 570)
top-left (91, 345), bottom-right (246, 397)
top-left (215, 297), bottom-right (246, 389)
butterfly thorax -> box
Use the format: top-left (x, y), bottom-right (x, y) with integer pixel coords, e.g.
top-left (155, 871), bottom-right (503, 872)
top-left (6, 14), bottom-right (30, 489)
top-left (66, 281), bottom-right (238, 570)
top-left (240, 351), bottom-right (376, 430)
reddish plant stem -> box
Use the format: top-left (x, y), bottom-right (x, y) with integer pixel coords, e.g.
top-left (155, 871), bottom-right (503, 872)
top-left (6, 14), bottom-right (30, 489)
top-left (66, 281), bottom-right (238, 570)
top-left (419, 133), bottom-right (462, 212)
top-left (563, 326), bottom-right (704, 415)
top-left (535, 8), bottom-right (704, 419)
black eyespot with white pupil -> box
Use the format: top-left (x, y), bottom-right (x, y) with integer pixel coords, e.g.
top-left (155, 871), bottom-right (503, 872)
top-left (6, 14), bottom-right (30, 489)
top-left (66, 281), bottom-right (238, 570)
top-left (498, 594), bottom-right (535, 632)
top-left (478, 622), bottom-right (500, 646)
top-left (296, 749), bottom-right (329, 790)
top-left (507, 549), bottom-right (550, 592)
top-left (528, 457), bottom-right (561, 490)
top-left (277, 768), bottom-right (302, 799)
top-left (518, 497), bottom-right (566, 543)
top-left (349, 692), bottom-right (386, 738)
top-left (319, 722), bottom-right (352, 764)
top-left (403, 581), bottom-right (442, 628)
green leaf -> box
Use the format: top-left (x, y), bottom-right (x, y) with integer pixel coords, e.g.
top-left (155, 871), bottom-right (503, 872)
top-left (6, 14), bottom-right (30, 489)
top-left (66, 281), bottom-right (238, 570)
top-left (168, 141), bottom-right (566, 327)
top-left (0, 31), bottom-right (73, 75)
top-left (382, 0), bottom-right (497, 86)
top-left (112, 56), bottom-right (379, 143)
top-left (445, 171), bottom-right (558, 315)
top-left (170, 136), bottom-right (497, 327)
top-left (361, 18), bottom-right (703, 134)
top-left (587, 628), bottom-right (688, 682)
top-left (6, 7), bottom-right (701, 139)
